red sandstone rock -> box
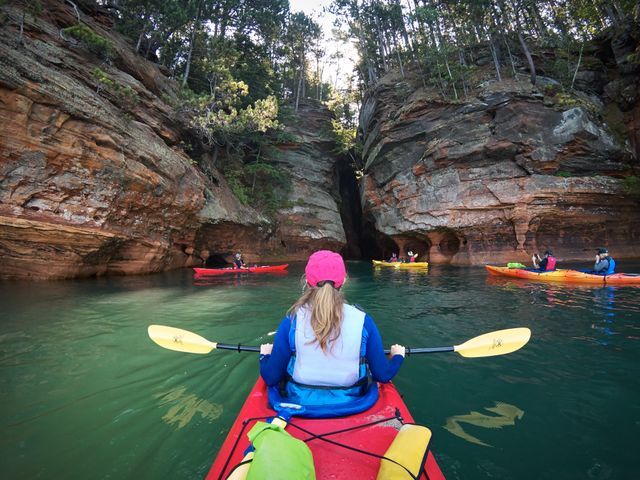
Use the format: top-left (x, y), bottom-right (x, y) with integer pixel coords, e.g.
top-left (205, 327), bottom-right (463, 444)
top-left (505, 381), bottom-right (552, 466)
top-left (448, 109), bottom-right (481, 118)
top-left (360, 72), bottom-right (640, 264)
top-left (0, 2), bottom-right (346, 279)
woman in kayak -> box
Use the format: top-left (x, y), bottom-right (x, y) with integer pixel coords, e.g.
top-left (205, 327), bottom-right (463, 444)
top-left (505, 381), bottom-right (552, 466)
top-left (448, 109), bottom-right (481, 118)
top-left (259, 250), bottom-right (405, 416)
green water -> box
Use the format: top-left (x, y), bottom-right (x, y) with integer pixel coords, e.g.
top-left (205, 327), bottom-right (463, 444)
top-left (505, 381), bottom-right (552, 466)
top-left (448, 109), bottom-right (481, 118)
top-left (1, 262), bottom-right (639, 479)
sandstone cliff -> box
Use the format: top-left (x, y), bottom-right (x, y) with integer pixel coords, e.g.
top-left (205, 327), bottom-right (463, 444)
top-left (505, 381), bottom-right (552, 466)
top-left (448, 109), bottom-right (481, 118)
top-left (359, 23), bottom-right (640, 265)
top-left (0, 2), bottom-right (347, 279)
top-left (193, 102), bottom-right (350, 265)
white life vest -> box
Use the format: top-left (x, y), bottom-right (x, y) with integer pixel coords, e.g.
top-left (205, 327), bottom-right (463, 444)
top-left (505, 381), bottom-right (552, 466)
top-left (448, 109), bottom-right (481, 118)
top-left (291, 304), bottom-right (365, 387)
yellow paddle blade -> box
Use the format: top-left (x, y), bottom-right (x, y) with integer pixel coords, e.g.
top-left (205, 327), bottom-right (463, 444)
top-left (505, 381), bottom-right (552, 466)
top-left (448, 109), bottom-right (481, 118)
top-left (454, 328), bottom-right (531, 358)
top-left (148, 325), bottom-right (217, 354)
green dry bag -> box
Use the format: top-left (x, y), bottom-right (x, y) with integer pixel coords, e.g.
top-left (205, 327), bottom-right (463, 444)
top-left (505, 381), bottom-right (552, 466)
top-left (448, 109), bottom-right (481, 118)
top-left (507, 262), bottom-right (527, 269)
top-left (246, 421), bottom-right (315, 480)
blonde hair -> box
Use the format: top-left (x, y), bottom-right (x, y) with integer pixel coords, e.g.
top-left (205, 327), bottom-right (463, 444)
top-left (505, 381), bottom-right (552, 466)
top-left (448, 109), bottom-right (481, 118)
top-left (288, 278), bottom-right (345, 353)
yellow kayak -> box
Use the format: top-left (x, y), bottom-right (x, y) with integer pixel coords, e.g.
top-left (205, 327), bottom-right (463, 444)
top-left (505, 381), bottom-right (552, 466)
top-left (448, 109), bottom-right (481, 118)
top-left (372, 260), bottom-right (429, 268)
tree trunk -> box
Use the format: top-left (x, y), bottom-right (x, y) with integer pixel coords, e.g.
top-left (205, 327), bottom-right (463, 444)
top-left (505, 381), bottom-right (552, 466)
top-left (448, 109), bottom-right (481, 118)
top-left (489, 40), bottom-right (502, 82)
top-left (374, 14), bottom-right (389, 72)
top-left (392, 35), bottom-right (405, 78)
top-left (431, 7), bottom-right (458, 99)
top-left (458, 48), bottom-right (468, 97)
top-left (135, 14), bottom-right (150, 53)
top-left (19, 11), bottom-right (25, 44)
top-left (182, 1), bottom-right (202, 88)
top-left (509, 0), bottom-right (536, 85)
top-left (570, 43), bottom-right (584, 90)
top-left (295, 60), bottom-right (303, 112)
top-left (517, 31), bottom-right (536, 85)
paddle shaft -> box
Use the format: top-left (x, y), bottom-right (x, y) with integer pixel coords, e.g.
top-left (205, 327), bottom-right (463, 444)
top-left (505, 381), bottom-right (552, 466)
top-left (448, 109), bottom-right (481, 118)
top-left (396, 346), bottom-right (454, 355)
top-left (217, 343), bottom-right (260, 353)
top-left (215, 343), bottom-right (452, 355)
top-left (219, 343), bottom-right (452, 355)
top-left (222, 343), bottom-right (454, 355)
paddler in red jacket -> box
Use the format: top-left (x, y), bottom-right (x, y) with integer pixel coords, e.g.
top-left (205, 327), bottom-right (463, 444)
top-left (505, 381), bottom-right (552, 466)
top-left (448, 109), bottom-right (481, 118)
top-left (532, 250), bottom-right (557, 271)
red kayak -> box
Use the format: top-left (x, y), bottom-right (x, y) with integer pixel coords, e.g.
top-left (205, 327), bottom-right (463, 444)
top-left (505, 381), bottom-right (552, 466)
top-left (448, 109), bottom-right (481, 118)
top-left (194, 264), bottom-right (289, 276)
top-left (206, 378), bottom-right (445, 480)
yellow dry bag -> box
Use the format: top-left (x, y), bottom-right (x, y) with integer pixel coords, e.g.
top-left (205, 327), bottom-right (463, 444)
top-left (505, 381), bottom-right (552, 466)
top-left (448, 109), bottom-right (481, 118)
top-left (377, 424), bottom-right (432, 479)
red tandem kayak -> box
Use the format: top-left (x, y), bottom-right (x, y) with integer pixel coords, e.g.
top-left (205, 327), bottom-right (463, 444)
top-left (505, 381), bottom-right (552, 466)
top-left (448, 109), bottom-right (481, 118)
top-left (206, 378), bottom-right (445, 480)
top-left (194, 264), bottom-right (289, 276)
top-left (486, 265), bottom-right (640, 285)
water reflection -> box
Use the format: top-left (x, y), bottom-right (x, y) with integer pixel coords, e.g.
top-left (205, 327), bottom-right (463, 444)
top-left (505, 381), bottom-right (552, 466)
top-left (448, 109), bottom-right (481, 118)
top-left (485, 276), bottom-right (640, 312)
top-left (372, 266), bottom-right (429, 284)
top-left (444, 401), bottom-right (525, 447)
top-left (155, 386), bottom-right (223, 429)
top-left (193, 271), bottom-right (289, 288)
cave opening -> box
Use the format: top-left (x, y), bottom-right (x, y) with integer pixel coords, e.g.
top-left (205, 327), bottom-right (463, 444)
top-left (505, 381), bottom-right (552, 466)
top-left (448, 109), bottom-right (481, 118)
top-left (403, 238), bottom-right (432, 262)
top-left (438, 231), bottom-right (461, 257)
top-left (204, 254), bottom-right (229, 267)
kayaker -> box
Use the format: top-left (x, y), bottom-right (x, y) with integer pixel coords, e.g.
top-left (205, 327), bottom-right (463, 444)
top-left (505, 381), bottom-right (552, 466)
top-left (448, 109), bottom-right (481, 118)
top-left (532, 250), bottom-right (556, 271)
top-left (233, 252), bottom-right (246, 269)
top-left (259, 250), bottom-right (406, 416)
top-left (388, 252), bottom-right (399, 262)
top-left (593, 248), bottom-right (616, 275)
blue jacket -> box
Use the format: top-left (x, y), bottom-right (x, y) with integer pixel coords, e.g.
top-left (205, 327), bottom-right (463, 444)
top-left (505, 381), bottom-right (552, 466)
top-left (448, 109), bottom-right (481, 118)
top-left (260, 309), bottom-right (403, 417)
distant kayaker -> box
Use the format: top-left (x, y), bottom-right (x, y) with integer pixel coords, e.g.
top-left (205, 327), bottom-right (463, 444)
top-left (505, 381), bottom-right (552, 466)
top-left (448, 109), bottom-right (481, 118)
top-left (233, 252), bottom-right (246, 269)
top-left (532, 250), bottom-right (556, 271)
top-left (407, 251), bottom-right (418, 263)
top-left (388, 252), bottom-right (399, 262)
top-left (593, 248), bottom-right (616, 275)
top-left (259, 250), bottom-right (405, 416)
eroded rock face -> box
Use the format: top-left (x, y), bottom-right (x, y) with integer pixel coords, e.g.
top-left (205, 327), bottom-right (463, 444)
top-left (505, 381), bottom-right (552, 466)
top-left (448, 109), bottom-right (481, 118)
top-left (269, 102), bottom-right (347, 260)
top-left (0, 2), bottom-right (264, 279)
top-left (188, 103), bottom-right (349, 265)
top-left (0, 3), bottom-right (348, 279)
top-left (360, 75), bottom-right (640, 265)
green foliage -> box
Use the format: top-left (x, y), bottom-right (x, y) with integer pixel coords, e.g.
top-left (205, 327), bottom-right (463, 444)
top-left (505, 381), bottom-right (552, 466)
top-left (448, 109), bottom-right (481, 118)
top-left (552, 91), bottom-right (601, 116)
top-left (223, 161), bottom-right (292, 216)
top-left (623, 176), bottom-right (640, 196)
top-left (554, 171), bottom-right (572, 177)
top-left (29, 1), bottom-right (43, 16)
top-left (62, 24), bottom-right (113, 59)
top-left (191, 94), bottom-right (280, 150)
top-left (330, 119), bottom-right (358, 156)
top-left (91, 68), bottom-right (139, 106)
top-left (91, 67), bottom-right (116, 90)
top-left (325, 83), bottom-right (363, 171)
top-left (223, 165), bottom-right (250, 204)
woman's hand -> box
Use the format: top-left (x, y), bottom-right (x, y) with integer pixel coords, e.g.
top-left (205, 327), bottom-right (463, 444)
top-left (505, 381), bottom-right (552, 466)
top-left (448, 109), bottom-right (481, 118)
top-left (389, 344), bottom-right (406, 358)
top-left (260, 343), bottom-right (273, 355)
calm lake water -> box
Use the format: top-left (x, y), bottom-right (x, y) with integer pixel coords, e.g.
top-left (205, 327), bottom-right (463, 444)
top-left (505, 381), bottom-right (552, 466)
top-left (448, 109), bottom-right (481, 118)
top-left (1, 261), bottom-right (639, 479)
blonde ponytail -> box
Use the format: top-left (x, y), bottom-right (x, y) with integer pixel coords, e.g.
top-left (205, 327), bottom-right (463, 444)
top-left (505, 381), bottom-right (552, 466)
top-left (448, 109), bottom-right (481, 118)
top-left (288, 280), bottom-right (345, 352)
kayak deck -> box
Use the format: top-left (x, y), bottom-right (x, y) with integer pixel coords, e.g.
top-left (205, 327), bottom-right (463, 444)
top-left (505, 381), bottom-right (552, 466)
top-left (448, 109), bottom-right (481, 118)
top-left (194, 264), bottom-right (289, 276)
top-left (207, 378), bottom-right (445, 480)
top-left (485, 265), bottom-right (640, 285)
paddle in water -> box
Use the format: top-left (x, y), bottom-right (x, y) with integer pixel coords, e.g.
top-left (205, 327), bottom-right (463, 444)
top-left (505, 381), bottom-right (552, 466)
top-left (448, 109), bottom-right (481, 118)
top-left (147, 325), bottom-right (531, 358)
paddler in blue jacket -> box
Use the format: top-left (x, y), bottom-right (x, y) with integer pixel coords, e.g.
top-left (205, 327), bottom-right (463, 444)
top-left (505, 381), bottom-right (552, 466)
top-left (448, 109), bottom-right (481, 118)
top-left (259, 250), bottom-right (405, 417)
top-left (593, 248), bottom-right (616, 275)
